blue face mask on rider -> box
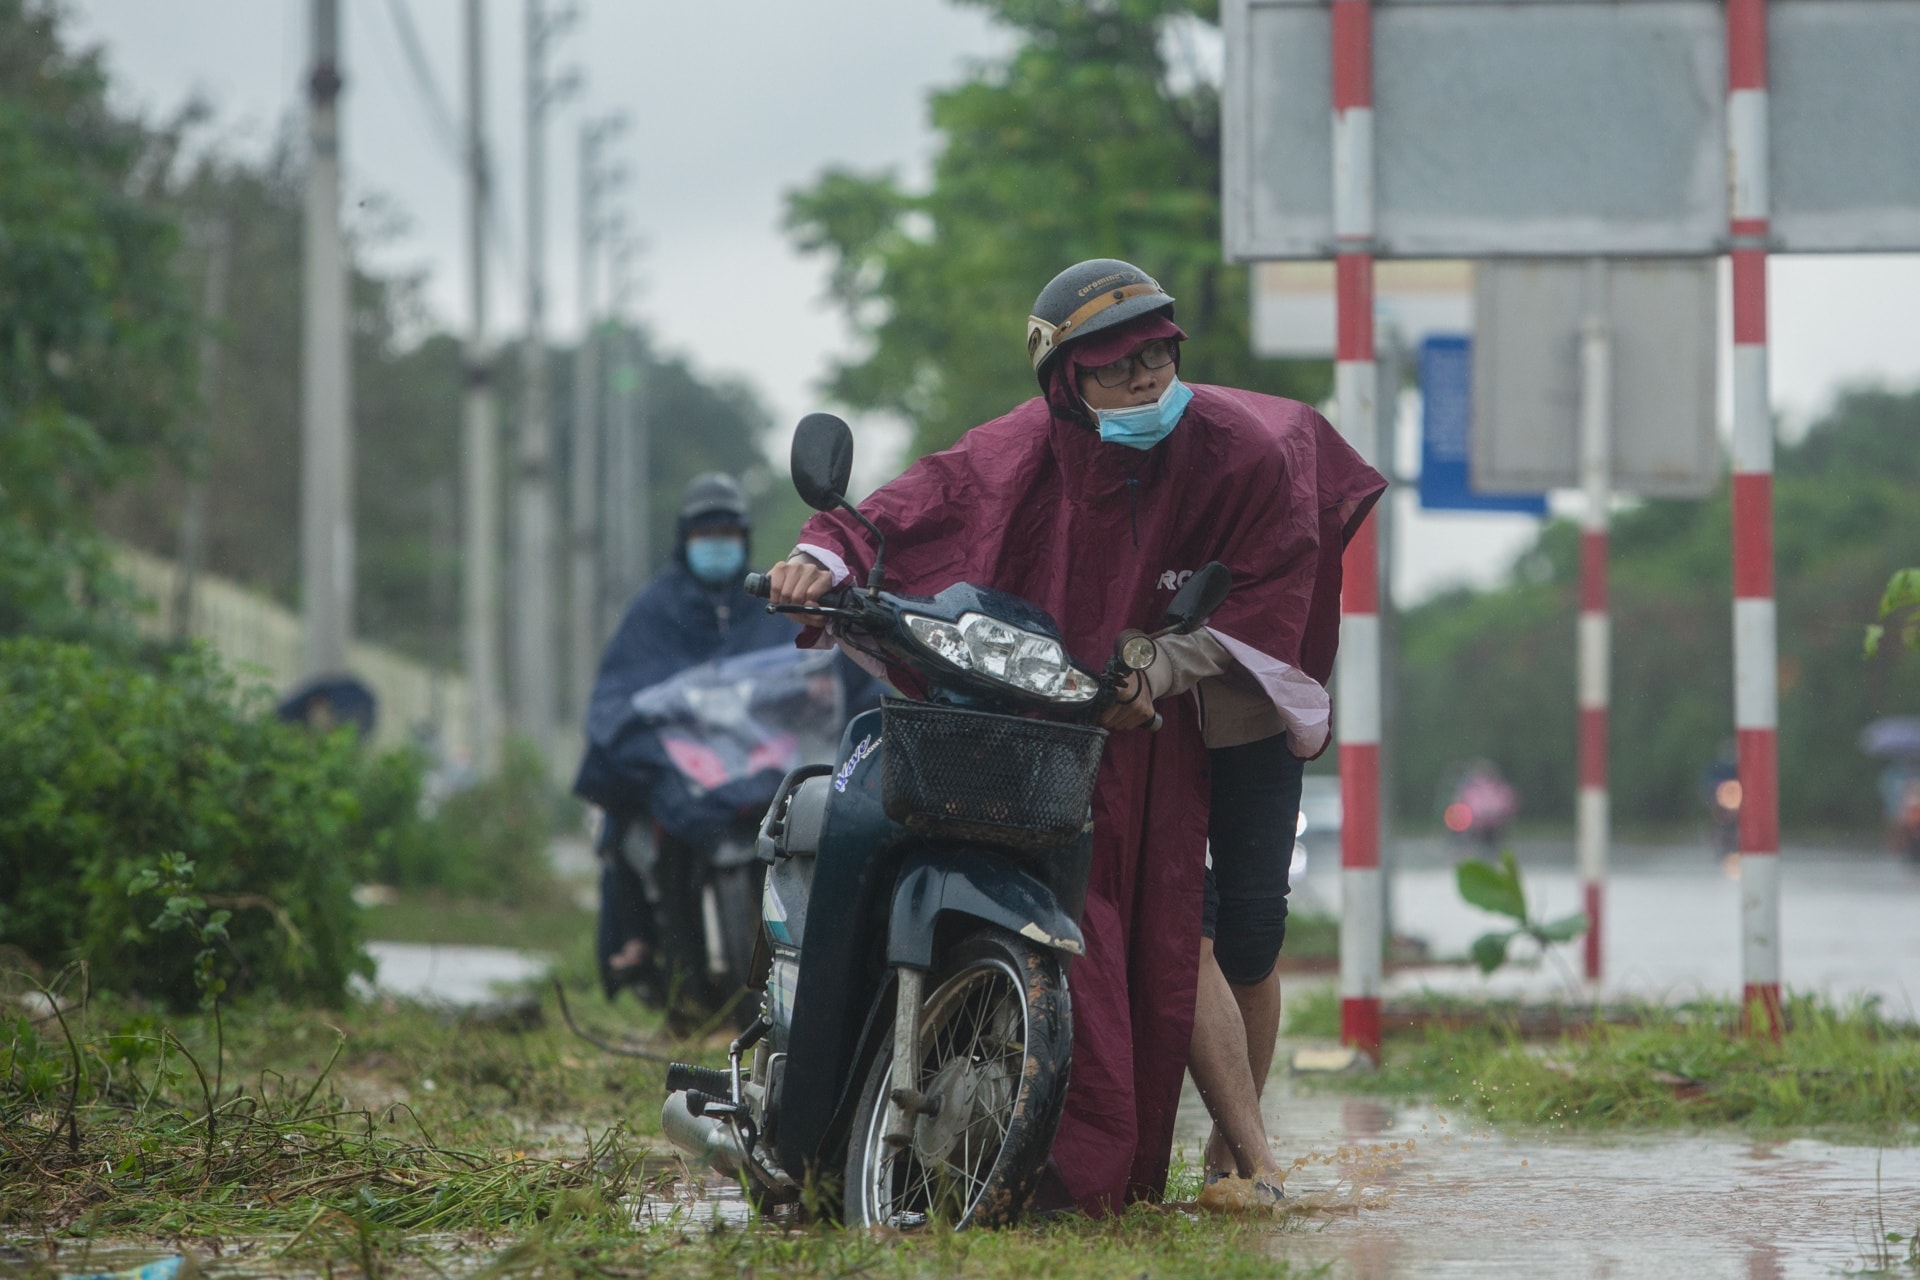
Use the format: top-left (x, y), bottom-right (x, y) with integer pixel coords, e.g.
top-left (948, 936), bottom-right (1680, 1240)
top-left (685, 535), bottom-right (747, 586)
top-left (1093, 377), bottom-right (1194, 451)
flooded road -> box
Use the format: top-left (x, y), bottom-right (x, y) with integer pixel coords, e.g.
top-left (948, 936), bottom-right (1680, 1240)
top-left (1298, 842), bottom-right (1920, 1012)
top-left (289, 845), bottom-right (1917, 1280)
top-left (1176, 1066), bottom-right (1920, 1278)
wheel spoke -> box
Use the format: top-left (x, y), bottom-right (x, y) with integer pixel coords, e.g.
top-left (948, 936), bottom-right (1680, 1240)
top-left (860, 949), bottom-right (1043, 1226)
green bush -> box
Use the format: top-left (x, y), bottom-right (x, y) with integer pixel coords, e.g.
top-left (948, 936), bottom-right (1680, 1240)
top-left (0, 637), bottom-right (374, 1005)
top-left (366, 738), bottom-right (558, 905)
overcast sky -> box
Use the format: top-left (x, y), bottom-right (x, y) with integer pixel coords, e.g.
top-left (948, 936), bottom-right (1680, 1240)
top-left (66, 0), bottom-right (1920, 603)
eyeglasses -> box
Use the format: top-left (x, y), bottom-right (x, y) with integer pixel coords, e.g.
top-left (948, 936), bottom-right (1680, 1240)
top-left (1084, 339), bottom-right (1177, 388)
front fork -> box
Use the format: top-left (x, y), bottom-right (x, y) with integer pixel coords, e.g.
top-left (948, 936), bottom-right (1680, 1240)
top-left (884, 965), bottom-right (937, 1145)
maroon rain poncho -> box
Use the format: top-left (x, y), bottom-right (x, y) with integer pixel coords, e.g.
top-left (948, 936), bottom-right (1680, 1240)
top-left (796, 319), bottom-right (1385, 1212)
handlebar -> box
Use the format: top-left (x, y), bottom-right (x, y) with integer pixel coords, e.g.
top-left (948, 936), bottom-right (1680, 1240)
top-left (742, 566), bottom-right (1163, 730)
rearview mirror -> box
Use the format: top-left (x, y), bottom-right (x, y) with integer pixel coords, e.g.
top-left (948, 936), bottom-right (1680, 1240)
top-left (791, 413), bottom-right (855, 512)
top-left (1163, 561), bottom-right (1232, 635)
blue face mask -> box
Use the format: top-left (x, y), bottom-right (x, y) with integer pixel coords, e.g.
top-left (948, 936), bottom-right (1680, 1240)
top-left (1093, 377), bottom-right (1194, 451)
top-left (686, 535), bottom-right (747, 586)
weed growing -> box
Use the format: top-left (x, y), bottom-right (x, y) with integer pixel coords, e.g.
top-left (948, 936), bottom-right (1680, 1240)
top-left (1, 979), bottom-right (684, 1237)
top-left (1318, 993), bottom-right (1920, 1136)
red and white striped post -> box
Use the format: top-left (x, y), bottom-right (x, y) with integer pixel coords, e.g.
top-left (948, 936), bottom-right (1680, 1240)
top-left (1728, 0), bottom-right (1782, 1037)
top-left (1577, 273), bottom-right (1612, 985)
top-left (1332, 0), bottom-right (1383, 1061)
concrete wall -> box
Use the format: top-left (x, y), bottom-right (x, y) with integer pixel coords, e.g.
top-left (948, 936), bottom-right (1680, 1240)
top-left (115, 545), bottom-right (473, 764)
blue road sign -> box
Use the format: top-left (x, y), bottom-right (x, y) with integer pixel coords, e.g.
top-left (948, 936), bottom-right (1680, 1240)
top-left (1419, 334), bottom-right (1549, 515)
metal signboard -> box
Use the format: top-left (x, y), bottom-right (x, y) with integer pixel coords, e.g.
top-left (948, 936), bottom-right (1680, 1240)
top-left (1471, 260), bottom-right (1720, 497)
top-left (1253, 260), bottom-right (1472, 358)
top-left (1222, 0), bottom-right (1920, 261)
top-left (1418, 335), bottom-right (1548, 514)
top-left (1771, 1), bottom-right (1920, 253)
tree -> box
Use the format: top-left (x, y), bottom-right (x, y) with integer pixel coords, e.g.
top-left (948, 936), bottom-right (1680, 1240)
top-left (786, 0), bottom-right (1326, 459)
top-left (95, 136), bottom-right (784, 667)
top-left (1393, 387), bottom-right (1920, 834)
top-left (0, 0), bottom-right (195, 637)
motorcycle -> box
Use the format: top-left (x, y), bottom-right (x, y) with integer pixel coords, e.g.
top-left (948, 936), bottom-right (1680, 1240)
top-left (661, 412), bottom-right (1232, 1228)
top-left (601, 643), bottom-right (849, 1023)
top-left (1704, 758), bottom-right (1742, 860)
top-left (1888, 771), bottom-right (1920, 865)
top-left (1443, 761), bottom-right (1519, 851)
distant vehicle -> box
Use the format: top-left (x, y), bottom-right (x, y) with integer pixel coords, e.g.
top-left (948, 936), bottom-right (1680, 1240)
top-left (1443, 761), bottom-right (1518, 850)
top-left (1704, 754), bottom-right (1741, 859)
top-left (1288, 774), bottom-right (1342, 916)
top-left (1880, 766), bottom-right (1920, 865)
top-left (1859, 718), bottom-right (1920, 865)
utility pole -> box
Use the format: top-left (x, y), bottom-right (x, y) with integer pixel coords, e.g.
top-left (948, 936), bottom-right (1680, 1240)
top-left (1374, 321), bottom-right (1404, 962)
top-left (514, 0), bottom-right (577, 754)
top-left (569, 112), bottom-right (626, 722)
top-left (176, 218), bottom-right (230, 643)
top-left (1331, 0), bottom-right (1383, 1062)
top-left (301, 0), bottom-right (354, 676)
top-left (602, 232), bottom-right (648, 636)
top-left (463, 0), bottom-right (504, 775)
top-left (1577, 259), bottom-right (1613, 986)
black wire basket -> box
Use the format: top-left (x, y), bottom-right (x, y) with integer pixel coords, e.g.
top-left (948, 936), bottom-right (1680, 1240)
top-left (879, 698), bottom-right (1108, 853)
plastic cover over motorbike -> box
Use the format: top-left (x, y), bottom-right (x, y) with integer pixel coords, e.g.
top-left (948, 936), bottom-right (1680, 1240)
top-left (576, 565), bottom-right (873, 842)
top-left (795, 317), bottom-right (1385, 1213)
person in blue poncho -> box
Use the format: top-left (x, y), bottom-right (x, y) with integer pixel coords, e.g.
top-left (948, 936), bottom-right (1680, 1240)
top-left (575, 473), bottom-right (876, 1008)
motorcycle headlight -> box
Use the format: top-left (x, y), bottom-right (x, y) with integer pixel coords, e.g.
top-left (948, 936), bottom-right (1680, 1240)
top-left (904, 612), bottom-right (1098, 703)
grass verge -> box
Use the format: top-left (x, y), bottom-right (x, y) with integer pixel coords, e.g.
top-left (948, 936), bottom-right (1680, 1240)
top-left (1299, 992), bottom-right (1920, 1136)
top-left (2, 978), bottom-right (686, 1234)
top-left (359, 891), bottom-right (596, 957)
top-left (4, 979), bottom-right (1320, 1278)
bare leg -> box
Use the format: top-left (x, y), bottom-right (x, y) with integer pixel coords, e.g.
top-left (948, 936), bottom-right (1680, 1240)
top-left (1190, 938), bottom-right (1280, 1179)
top-left (1203, 968), bottom-right (1282, 1175)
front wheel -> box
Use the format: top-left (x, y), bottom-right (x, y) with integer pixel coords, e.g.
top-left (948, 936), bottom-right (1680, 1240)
top-left (843, 926), bottom-right (1071, 1230)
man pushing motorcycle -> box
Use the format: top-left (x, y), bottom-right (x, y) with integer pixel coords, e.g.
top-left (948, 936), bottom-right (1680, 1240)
top-left (769, 258), bottom-right (1383, 1214)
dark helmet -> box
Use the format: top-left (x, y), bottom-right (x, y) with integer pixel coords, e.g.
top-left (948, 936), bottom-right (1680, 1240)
top-left (1025, 258), bottom-right (1176, 385)
top-left (677, 471), bottom-right (749, 529)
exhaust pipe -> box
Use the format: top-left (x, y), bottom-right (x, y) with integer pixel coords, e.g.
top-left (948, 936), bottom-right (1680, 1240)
top-left (661, 1090), bottom-right (745, 1177)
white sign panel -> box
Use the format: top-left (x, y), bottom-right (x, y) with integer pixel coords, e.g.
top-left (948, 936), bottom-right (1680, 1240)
top-left (1471, 260), bottom-right (1721, 498)
top-left (1771, 1), bottom-right (1920, 253)
top-left (1222, 0), bottom-right (1920, 261)
top-left (1252, 260), bottom-right (1472, 358)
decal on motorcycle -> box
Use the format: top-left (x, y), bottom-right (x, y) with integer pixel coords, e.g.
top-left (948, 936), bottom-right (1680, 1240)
top-left (833, 734), bottom-right (880, 793)
top-left (766, 956), bottom-right (799, 1030)
top-left (763, 876), bottom-right (793, 946)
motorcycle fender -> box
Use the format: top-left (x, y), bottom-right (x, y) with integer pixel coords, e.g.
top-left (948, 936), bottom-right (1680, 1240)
top-left (886, 847), bottom-right (1085, 968)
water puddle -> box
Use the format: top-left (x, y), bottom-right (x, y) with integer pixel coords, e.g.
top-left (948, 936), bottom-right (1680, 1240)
top-left (627, 1171), bottom-right (758, 1229)
top-left (354, 941), bottom-right (549, 1007)
top-left (1176, 1064), bottom-right (1920, 1278)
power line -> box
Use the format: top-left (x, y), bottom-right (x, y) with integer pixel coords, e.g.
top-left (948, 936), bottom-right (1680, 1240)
top-left (377, 0), bottom-right (519, 286)
top-left (383, 0), bottom-right (462, 160)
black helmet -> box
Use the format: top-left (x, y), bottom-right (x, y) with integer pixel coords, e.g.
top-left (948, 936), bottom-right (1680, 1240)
top-left (1025, 258), bottom-right (1175, 383)
top-left (677, 472), bottom-right (749, 528)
